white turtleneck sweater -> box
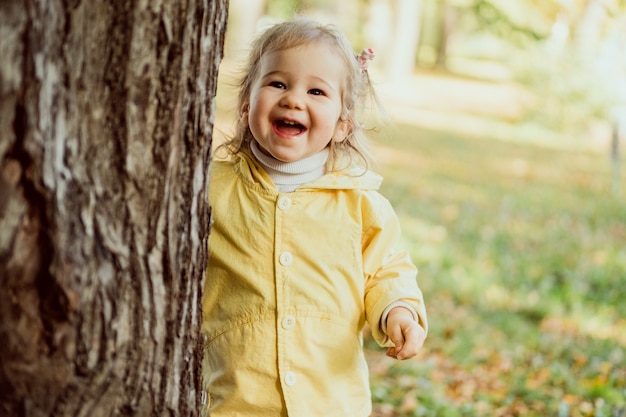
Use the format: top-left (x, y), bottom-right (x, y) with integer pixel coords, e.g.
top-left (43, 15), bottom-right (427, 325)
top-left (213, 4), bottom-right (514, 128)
top-left (250, 141), bottom-right (329, 192)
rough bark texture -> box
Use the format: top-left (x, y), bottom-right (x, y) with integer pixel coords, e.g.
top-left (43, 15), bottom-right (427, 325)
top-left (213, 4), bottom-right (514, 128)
top-left (0, 0), bottom-right (227, 416)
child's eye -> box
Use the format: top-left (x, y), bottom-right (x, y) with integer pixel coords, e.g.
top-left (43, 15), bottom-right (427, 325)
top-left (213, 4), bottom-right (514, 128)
top-left (308, 88), bottom-right (325, 96)
top-left (269, 81), bottom-right (286, 89)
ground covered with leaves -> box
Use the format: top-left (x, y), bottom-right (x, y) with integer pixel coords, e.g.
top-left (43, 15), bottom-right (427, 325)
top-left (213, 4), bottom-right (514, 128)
top-left (366, 120), bottom-right (626, 417)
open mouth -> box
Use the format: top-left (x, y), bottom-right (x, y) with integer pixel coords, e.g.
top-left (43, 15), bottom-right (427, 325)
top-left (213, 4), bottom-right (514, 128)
top-left (274, 120), bottom-right (306, 136)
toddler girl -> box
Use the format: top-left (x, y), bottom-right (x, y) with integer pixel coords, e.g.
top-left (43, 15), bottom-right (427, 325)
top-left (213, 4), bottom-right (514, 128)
top-left (202, 18), bottom-right (428, 417)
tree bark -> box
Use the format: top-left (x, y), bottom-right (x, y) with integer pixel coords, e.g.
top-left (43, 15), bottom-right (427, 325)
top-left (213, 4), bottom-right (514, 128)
top-left (0, 0), bottom-right (227, 416)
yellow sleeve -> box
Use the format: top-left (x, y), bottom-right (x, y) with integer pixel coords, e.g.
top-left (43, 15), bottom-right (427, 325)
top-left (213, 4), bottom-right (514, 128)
top-left (362, 195), bottom-right (428, 347)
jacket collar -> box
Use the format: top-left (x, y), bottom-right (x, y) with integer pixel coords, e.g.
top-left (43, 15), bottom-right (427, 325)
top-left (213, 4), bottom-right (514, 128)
top-left (234, 149), bottom-right (382, 192)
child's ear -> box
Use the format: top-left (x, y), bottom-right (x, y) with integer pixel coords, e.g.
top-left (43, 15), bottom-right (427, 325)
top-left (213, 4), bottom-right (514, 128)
top-left (332, 120), bottom-right (351, 143)
top-left (239, 103), bottom-right (250, 124)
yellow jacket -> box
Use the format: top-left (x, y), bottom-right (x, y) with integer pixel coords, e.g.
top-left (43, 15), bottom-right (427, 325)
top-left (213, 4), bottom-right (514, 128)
top-left (202, 150), bottom-right (427, 417)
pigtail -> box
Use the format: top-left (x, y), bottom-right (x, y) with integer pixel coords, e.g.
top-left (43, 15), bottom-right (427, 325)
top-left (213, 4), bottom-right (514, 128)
top-left (356, 48), bottom-right (389, 123)
top-left (327, 47), bottom-right (389, 174)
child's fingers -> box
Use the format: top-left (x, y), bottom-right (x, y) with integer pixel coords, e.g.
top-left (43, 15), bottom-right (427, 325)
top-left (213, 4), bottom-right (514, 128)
top-left (397, 324), bottom-right (425, 359)
top-left (386, 346), bottom-right (399, 358)
top-left (387, 323), bottom-right (405, 357)
top-left (390, 322), bottom-right (426, 360)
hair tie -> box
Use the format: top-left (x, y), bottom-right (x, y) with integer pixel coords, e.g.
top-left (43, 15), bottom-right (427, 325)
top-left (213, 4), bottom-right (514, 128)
top-left (357, 48), bottom-right (375, 71)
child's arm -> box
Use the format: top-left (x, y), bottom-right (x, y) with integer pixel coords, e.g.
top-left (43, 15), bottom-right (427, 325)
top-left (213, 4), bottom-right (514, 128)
top-left (384, 306), bottom-right (427, 360)
top-left (361, 194), bottom-right (428, 348)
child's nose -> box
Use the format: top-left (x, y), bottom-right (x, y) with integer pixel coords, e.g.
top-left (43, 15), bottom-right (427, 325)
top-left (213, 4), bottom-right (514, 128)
top-left (279, 90), bottom-right (305, 110)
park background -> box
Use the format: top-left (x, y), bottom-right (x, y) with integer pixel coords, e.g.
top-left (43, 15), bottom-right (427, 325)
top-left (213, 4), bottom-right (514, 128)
top-left (214, 1), bottom-right (626, 416)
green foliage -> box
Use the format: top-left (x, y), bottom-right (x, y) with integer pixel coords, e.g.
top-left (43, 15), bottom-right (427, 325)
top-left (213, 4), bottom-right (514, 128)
top-left (265, 0), bottom-right (299, 19)
top-left (462, 0), bottom-right (552, 44)
top-left (366, 122), bottom-right (626, 416)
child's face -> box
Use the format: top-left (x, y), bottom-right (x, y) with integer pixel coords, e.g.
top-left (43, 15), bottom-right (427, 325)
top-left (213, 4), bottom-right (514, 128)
top-left (245, 42), bottom-right (351, 162)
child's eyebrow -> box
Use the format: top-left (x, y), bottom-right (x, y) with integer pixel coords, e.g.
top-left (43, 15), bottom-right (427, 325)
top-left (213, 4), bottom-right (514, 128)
top-left (309, 76), bottom-right (337, 91)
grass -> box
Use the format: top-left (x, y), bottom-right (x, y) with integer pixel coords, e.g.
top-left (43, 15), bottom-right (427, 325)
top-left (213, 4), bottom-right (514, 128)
top-left (365, 122), bottom-right (626, 416)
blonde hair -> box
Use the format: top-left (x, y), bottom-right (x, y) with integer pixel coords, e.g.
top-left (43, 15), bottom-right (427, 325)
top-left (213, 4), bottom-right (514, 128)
top-left (220, 18), bottom-right (381, 172)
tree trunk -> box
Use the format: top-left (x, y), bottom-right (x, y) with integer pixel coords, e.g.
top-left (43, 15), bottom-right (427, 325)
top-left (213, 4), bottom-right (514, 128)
top-left (574, 0), bottom-right (613, 51)
top-left (0, 0), bottom-right (228, 416)
top-left (387, 0), bottom-right (423, 82)
top-left (434, 0), bottom-right (456, 70)
top-left (364, 0), bottom-right (394, 66)
top-left (224, 0), bottom-right (264, 61)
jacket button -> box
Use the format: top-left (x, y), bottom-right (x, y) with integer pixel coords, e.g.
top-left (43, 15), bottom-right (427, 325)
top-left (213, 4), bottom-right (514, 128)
top-left (285, 371), bottom-right (297, 387)
top-left (282, 315), bottom-right (296, 329)
top-left (277, 196), bottom-right (292, 210)
top-left (279, 252), bottom-right (293, 266)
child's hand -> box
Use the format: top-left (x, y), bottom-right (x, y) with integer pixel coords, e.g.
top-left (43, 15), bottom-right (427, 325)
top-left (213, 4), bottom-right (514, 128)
top-left (385, 306), bottom-right (426, 360)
